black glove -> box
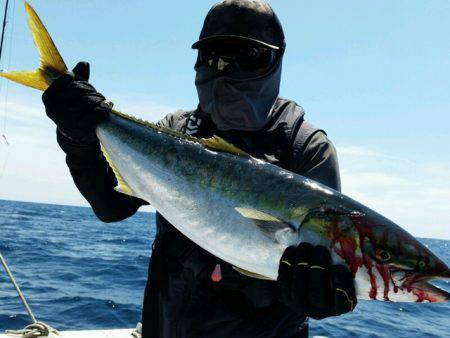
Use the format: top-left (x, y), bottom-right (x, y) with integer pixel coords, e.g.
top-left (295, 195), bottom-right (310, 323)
top-left (278, 243), bottom-right (357, 320)
top-left (42, 61), bottom-right (113, 145)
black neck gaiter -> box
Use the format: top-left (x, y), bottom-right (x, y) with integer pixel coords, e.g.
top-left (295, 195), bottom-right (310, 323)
top-left (195, 56), bottom-right (283, 132)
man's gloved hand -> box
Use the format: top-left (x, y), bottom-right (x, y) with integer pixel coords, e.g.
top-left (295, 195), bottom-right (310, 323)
top-left (278, 243), bottom-right (357, 320)
top-left (42, 61), bottom-right (113, 144)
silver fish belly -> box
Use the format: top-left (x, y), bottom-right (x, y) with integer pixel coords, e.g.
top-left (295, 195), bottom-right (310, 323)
top-left (97, 114), bottom-right (301, 279)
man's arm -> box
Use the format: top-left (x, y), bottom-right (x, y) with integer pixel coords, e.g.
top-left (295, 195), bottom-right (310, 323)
top-left (57, 131), bottom-right (147, 222)
top-left (43, 62), bottom-right (147, 223)
top-left (63, 110), bottom-right (187, 222)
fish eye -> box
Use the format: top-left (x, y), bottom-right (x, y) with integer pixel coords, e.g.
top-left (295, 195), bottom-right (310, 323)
top-left (418, 260), bottom-right (426, 269)
top-left (375, 248), bottom-right (391, 262)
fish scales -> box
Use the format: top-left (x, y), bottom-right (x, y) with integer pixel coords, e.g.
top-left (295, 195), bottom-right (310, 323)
top-left (97, 114), bottom-right (306, 279)
top-left (0, 2), bottom-right (448, 303)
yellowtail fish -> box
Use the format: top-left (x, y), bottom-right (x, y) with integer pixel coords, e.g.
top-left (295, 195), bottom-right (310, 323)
top-left (2, 2), bottom-right (449, 302)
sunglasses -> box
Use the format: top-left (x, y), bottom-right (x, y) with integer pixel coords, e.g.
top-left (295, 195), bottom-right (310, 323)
top-left (198, 43), bottom-right (278, 74)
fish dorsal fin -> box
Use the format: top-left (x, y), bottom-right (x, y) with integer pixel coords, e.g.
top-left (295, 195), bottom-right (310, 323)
top-left (100, 144), bottom-right (135, 197)
top-left (232, 266), bottom-right (272, 280)
top-left (235, 207), bottom-right (297, 242)
top-left (112, 110), bottom-right (193, 140)
top-left (200, 135), bottom-right (248, 156)
top-left (108, 111), bottom-right (248, 157)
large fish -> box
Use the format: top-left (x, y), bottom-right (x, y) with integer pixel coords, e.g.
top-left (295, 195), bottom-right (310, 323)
top-left (2, 2), bottom-right (449, 303)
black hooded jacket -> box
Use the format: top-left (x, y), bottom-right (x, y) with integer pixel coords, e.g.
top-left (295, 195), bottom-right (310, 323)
top-left (57, 97), bottom-right (341, 338)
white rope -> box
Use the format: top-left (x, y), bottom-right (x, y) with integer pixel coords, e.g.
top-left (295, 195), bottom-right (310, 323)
top-left (0, 2), bottom-right (55, 336)
top-left (0, 253), bottom-right (59, 337)
top-left (5, 322), bottom-right (58, 337)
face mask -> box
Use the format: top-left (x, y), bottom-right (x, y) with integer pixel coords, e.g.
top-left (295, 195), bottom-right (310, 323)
top-left (195, 56), bottom-right (282, 131)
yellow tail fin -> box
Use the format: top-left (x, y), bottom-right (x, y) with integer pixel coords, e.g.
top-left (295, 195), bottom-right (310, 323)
top-left (0, 2), bottom-right (67, 91)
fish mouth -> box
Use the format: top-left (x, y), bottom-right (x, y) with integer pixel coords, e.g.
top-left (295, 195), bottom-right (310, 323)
top-left (406, 280), bottom-right (450, 303)
top-left (392, 269), bottom-right (450, 303)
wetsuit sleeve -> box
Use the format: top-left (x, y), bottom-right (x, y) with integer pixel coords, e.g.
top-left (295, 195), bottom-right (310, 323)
top-left (57, 130), bottom-right (148, 222)
top-left (290, 131), bottom-right (341, 192)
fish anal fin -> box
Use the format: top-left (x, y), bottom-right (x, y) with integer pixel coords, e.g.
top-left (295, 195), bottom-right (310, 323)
top-left (235, 207), bottom-right (296, 238)
top-left (200, 135), bottom-right (248, 156)
top-left (100, 144), bottom-right (135, 197)
top-left (232, 266), bottom-right (272, 280)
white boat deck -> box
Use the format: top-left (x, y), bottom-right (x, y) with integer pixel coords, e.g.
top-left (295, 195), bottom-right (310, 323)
top-left (0, 329), bottom-right (134, 338)
top-left (0, 330), bottom-right (332, 338)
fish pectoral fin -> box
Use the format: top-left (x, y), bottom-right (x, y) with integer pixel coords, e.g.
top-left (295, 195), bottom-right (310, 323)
top-left (200, 135), bottom-right (248, 156)
top-left (100, 144), bottom-right (135, 197)
top-left (235, 207), bottom-right (295, 239)
top-left (232, 266), bottom-right (272, 280)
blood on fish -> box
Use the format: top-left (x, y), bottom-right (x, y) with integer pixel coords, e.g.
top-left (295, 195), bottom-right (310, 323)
top-left (328, 219), bottom-right (362, 275)
top-left (327, 217), bottom-right (379, 299)
top-left (327, 215), bottom-right (409, 300)
top-left (376, 263), bottom-right (391, 301)
top-left (391, 273), bottom-right (399, 293)
top-left (379, 229), bottom-right (389, 248)
top-left (412, 289), bottom-right (439, 303)
top-left (365, 256), bottom-right (378, 299)
top-left (323, 212), bottom-right (445, 303)
top-left (398, 274), bottom-right (440, 303)
top-left (330, 217), bottom-right (379, 298)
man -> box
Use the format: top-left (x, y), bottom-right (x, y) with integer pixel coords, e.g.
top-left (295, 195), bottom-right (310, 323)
top-left (42, 1), bottom-right (356, 337)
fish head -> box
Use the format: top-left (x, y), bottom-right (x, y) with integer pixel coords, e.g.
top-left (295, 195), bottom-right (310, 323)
top-left (302, 208), bottom-right (449, 302)
top-left (352, 214), bottom-right (450, 302)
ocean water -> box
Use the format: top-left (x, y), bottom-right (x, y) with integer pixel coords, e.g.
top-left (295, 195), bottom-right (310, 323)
top-left (0, 199), bottom-right (448, 337)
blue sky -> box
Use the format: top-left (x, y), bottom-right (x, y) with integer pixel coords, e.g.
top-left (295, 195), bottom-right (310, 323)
top-left (0, 1), bottom-right (449, 239)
